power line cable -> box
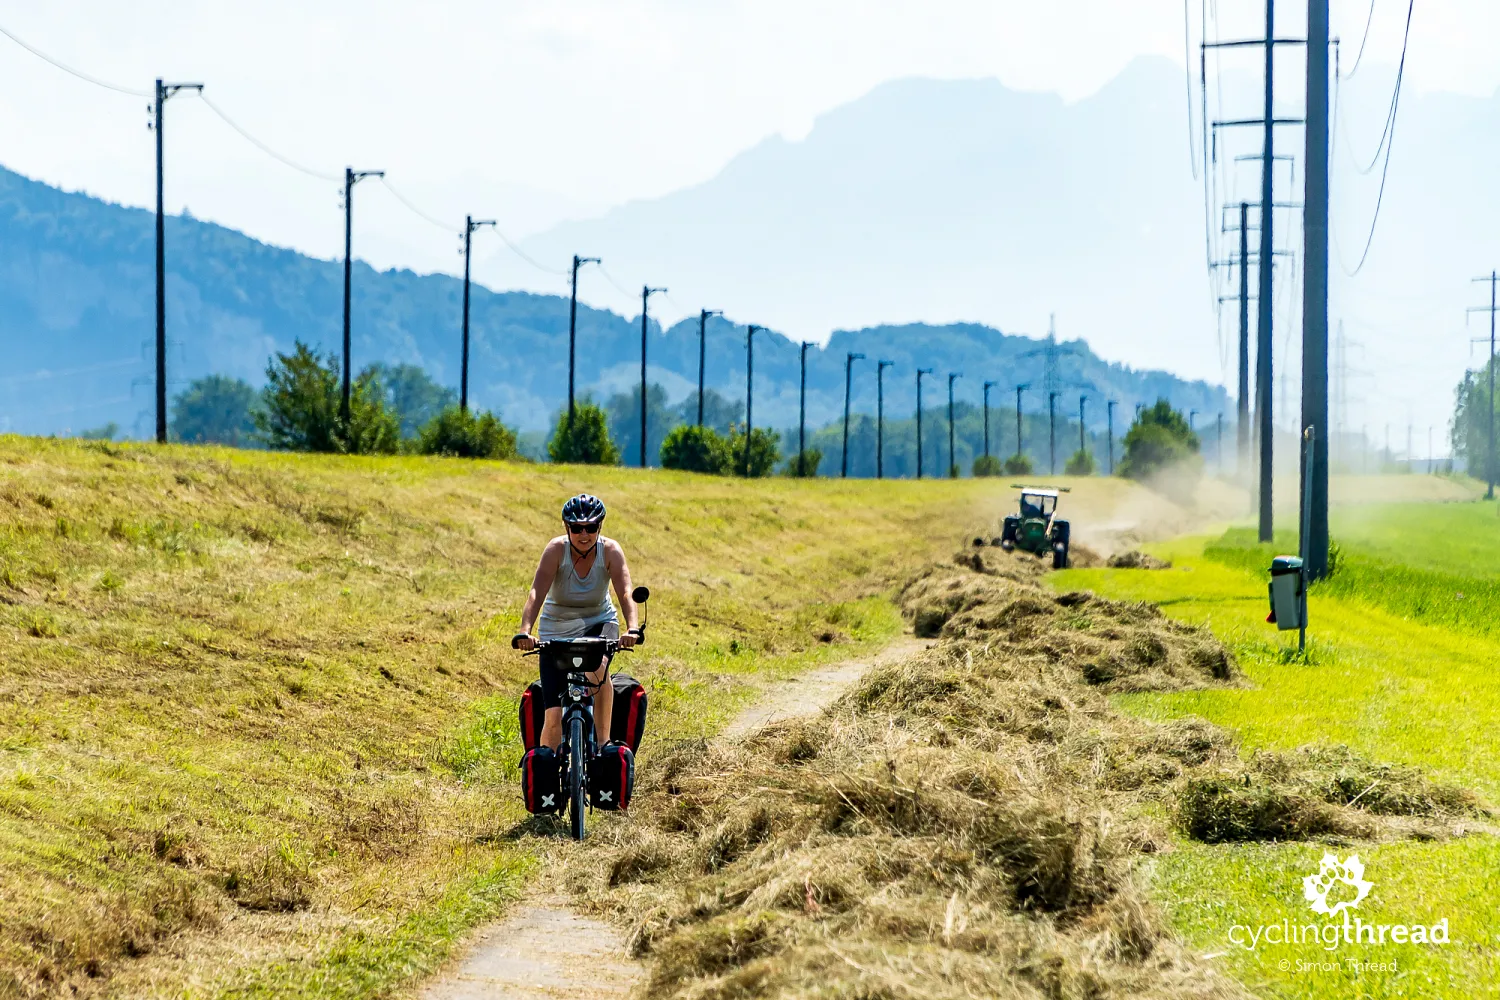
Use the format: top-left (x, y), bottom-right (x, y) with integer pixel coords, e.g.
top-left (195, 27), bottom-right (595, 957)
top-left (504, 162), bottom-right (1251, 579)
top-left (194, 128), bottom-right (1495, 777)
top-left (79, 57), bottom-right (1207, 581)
top-left (1337, 0), bottom-right (1414, 277)
top-left (1183, 0), bottom-right (1200, 180)
top-left (1342, 0), bottom-right (1379, 79)
top-left (194, 94), bottom-right (340, 181)
top-left (375, 176), bottom-right (459, 232)
top-left (0, 22), bottom-right (148, 96)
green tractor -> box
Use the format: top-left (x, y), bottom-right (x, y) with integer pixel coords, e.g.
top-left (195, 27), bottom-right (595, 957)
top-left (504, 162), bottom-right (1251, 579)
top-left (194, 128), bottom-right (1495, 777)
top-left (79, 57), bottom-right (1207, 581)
top-left (995, 485), bottom-right (1072, 569)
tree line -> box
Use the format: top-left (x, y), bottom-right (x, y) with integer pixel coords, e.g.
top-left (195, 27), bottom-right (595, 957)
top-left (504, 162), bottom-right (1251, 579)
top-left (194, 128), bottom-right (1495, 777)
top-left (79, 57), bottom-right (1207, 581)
top-left (164, 342), bottom-right (1204, 482)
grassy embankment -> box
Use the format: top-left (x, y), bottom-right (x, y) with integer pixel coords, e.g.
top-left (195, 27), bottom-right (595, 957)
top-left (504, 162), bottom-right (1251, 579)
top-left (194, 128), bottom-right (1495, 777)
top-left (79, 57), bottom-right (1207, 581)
top-left (1055, 480), bottom-right (1500, 999)
top-left (0, 436), bottom-right (1035, 999)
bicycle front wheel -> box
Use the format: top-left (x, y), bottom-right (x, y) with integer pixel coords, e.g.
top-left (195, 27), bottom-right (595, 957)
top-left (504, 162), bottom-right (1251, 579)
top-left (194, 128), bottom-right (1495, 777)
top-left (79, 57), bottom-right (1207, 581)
top-left (568, 715), bottom-right (587, 841)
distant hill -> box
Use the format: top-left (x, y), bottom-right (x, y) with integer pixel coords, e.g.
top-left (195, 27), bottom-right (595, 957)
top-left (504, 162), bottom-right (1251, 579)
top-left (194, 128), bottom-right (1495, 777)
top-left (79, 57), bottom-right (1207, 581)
top-left (0, 163), bottom-right (1227, 441)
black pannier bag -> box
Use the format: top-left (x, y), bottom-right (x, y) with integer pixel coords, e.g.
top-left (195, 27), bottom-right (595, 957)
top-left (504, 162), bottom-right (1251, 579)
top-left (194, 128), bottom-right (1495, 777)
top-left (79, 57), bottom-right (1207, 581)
top-left (589, 741), bottom-right (635, 811)
top-left (521, 745), bottom-right (563, 814)
top-left (610, 673), bottom-right (648, 752)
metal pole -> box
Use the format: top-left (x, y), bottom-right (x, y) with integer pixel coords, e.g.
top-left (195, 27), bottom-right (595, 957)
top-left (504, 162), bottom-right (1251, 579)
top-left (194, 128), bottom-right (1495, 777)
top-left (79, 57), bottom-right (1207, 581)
top-left (1301, 0), bottom-right (1331, 577)
top-left (567, 256), bottom-right (599, 422)
top-left (1257, 0), bottom-right (1277, 542)
top-left (843, 352), bottom-right (864, 477)
top-left (1491, 272), bottom-right (1497, 498)
top-left (1015, 384), bottom-right (1029, 462)
top-left (983, 381), bottom-right (997, 458)
top-left (1107, 400), bottom-right (1117, 474)
top-left (1048, 391), bottom-right (1058, 474)
top-left (1238, 201), bottom-right (1251, 479)
top-left (1298, 426), bottom-right (1316, 652)
top-left (1078, 395), bottom-right (1087, 457)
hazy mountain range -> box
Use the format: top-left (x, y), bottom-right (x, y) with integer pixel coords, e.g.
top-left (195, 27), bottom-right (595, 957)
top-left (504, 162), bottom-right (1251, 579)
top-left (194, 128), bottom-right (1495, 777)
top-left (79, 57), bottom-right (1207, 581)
top-left (0, 162), bottom-right (1227, 440)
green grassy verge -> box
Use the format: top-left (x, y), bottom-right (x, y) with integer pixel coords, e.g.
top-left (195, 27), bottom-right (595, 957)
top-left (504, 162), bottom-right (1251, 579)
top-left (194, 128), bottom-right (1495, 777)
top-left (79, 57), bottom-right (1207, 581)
top-left (1055, 523), bottom-right (1500, 999)
top-left (0, 437), bottom-right (989, 999)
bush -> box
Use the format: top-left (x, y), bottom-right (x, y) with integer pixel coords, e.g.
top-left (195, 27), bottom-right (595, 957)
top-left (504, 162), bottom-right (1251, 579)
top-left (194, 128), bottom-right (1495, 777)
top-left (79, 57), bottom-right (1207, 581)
top-left (547, 401), bottom-right (620, 465)
top-left (1003, 453), bottom-right (1034, 476)
top-left (784, 448), bottom-right (823, 478)
top-left (727, 425), bottom-right (781, 478)
top-left (1118, 399), bottom-right (1199, 481)
top-left (254, 342), bottom-right (398, 454)
top-left (173, 375), bottom-right (257, 446)
top-left (1064, 448), bottom-right (1096, 476)
top-left (972, 454), bottom-right (1003, 477)
top-left (660, 424), bottom-right (732, 474)
top-left (417, 406), bottom-right (520, 459)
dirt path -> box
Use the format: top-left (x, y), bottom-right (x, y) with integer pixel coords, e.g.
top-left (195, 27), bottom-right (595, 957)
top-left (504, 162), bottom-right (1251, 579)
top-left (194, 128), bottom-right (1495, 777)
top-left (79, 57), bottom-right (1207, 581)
top-left (421, 633), bottom-right (924, 1000)
top-left (723, 634), bottom-right (928, 737)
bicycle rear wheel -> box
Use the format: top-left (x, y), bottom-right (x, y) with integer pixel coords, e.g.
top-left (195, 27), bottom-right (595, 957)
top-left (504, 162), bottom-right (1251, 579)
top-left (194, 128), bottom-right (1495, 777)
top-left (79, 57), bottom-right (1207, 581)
top-left (568, 715), bottom-right (587, 841)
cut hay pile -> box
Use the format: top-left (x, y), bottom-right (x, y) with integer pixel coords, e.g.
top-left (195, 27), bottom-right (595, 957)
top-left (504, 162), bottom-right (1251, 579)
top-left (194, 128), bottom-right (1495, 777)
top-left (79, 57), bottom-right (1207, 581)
top-left (557, 549), bottom-right (1483, 1000)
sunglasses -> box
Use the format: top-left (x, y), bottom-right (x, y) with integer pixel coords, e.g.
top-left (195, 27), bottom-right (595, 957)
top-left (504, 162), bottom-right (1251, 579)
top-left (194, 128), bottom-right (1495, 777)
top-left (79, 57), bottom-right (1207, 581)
top-left (566, 522), bottom-right (601, 535)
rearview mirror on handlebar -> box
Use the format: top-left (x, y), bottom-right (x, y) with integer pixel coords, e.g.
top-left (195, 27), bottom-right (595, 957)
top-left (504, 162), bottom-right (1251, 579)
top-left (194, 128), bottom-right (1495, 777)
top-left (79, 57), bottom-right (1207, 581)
top-left (631, 586), bottom-right (650, 603)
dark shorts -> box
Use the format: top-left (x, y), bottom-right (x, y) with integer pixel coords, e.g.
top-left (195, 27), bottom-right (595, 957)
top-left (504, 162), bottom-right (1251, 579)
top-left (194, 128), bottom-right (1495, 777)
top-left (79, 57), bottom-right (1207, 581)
top-left (537, 620), bottom-right (616, 709)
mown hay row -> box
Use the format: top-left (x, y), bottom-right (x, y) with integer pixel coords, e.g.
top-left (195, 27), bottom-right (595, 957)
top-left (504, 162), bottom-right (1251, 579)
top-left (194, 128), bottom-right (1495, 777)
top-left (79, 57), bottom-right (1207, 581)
top-left (556, 549), bottom-right (1484, 1000)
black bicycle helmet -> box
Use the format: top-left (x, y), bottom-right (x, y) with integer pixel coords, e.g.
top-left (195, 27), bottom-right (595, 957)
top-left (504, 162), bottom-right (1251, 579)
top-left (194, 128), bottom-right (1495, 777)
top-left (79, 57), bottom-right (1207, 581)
top-left (561, 493), bottom-right (606, 524)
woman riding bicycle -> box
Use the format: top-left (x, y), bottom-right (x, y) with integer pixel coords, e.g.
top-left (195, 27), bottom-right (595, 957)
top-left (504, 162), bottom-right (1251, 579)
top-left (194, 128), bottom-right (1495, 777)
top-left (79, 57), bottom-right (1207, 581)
top-left (514, 494), bottom-right (640, 750)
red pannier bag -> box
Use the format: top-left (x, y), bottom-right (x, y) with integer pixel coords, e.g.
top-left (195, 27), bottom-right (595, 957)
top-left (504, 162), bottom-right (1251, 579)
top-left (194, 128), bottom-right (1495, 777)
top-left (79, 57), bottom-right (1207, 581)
top-left (521, 745), bottom-right (562, 814)
top-left (610, 673), bottom-right (648, 752)
top-left (519, 681), bottom-right (547, 750)
top-left (588, 741), bottom-right (635, 811)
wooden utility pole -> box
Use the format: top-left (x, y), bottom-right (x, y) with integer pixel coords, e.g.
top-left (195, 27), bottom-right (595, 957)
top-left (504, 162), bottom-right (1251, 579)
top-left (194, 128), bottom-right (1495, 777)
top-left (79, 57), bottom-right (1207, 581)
top-left (842, 352), bottom-right (865, 477)
top-left (153, 78), bottom-right (202, 443)
top-left (744, 326), bottom-right (761, 477)
top-left (342, 166), bottom-right (384, 423)
top-left (916, 369), bottom-right (933, 479)
top-left (697, 309), bottom-right (722, 426)
top-left (461, 215), bottom-right (496, 412)
top-left (878, 361), bottom-right (895, 478)
top-left (638, 285), bottom-right (666, 467)
top-left (947, 373), bottom-right (963, 478)
top-left (798, 341), bottom-right (811, 474)
top-left (567, 255), bottom-right (599, 422)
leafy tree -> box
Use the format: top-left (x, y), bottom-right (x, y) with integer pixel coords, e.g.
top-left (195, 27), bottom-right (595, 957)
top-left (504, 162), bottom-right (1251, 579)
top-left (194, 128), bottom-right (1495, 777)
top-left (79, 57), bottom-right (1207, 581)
top-left (660, 423), bottom-right (732, 473)
top-left (1064, 448), bottom-right (1096, 476)
top-left (972, 454), bottom-right (1002, 477)
top-left (606, 383), bottom-right (678, 466)
top-left (675, 388), bottom-right (744, 436)
top-left (727, 424), bottom-right (782, 478)
top-left (1453, 361), bottom-right (1500, 484)
top-left (172, 375), bottom-right (257, 446)
top-left (547, 401), bottom-right (621, 465)
top-left (1003, 453), bottom-right (1034, 475)
top-left (367, 363), bottom-right (456, 439)
top-left (785, 447), bottom-right (823, 477)
top-left (417, 405), bottom-right (520, 459)
top-left (1118, 399), bottom-right (1199, 480)
top-left (78, 422), bottom-right (119, 441)
top-left (255, 341), bottom-right (398, 454)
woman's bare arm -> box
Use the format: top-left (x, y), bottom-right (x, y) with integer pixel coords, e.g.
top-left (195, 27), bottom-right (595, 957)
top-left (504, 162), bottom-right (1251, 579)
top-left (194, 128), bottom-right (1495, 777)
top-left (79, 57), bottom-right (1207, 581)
top-left (604, 538), bottom-right (638, 644)
top-left (516, 538), bottom-right (565, 643)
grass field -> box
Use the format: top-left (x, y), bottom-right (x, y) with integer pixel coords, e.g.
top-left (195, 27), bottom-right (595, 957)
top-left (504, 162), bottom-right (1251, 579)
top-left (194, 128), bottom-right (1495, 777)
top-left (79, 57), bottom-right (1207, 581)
top-left (1055, 487), bottom-right (1500, 999)
top-left (0, 439), bottom-right (1225, 999)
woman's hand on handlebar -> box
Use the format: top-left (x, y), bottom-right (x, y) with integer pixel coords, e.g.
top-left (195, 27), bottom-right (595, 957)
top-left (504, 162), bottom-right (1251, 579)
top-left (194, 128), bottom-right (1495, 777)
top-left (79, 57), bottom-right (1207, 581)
top-left (512, 633), bottom-right (537, 651)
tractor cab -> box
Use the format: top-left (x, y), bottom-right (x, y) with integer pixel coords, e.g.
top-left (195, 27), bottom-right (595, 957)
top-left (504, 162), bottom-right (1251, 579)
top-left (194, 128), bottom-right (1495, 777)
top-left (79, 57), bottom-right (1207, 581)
top-left (1019, 490), bottom-right (1058, 522)
top-left (997, 485), bottom-right (1072, 569)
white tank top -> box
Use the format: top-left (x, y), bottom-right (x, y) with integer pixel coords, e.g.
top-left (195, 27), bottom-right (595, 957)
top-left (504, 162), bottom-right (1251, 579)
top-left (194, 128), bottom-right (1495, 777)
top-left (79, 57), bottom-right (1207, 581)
top-left (537, 540), bottom-right (618, 638)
